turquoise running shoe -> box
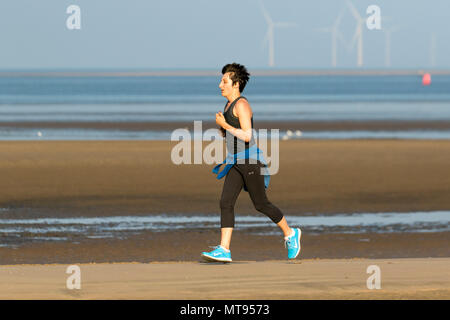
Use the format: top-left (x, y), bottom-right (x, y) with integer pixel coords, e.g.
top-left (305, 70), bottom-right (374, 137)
top-left (285, 228), bottom-right (302, 259)
top-left (201, 245), bottom-right (232, 262)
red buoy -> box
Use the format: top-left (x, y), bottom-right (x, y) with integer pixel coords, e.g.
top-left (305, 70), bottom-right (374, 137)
top-left (422, 73), bottom-right (431, 86)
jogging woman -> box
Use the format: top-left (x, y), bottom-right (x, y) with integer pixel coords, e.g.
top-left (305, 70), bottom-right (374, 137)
top-left (201, 63), bottom-right (301, 262)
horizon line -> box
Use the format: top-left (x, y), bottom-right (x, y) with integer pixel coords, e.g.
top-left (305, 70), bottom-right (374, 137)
top-left (0, 68), bottom-right (448, 77)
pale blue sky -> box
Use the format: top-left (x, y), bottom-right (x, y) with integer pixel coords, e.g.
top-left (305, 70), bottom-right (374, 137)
top-left (0, 0), bottom-right (448, 70)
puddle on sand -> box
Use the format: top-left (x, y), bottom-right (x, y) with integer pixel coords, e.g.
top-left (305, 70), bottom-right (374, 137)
top-left (0, 210), bottom-right (448, 247)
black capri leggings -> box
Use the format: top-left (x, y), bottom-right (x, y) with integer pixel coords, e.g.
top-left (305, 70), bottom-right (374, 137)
top-left (220, 159), bottom-right (284, 228)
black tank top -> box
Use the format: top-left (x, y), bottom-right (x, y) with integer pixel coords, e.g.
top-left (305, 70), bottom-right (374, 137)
top-left (223, 96), bottom-right (256, 154)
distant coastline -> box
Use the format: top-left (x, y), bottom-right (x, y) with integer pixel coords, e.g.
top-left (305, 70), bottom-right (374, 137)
top-left (1, 69), bottom-right (450, 77)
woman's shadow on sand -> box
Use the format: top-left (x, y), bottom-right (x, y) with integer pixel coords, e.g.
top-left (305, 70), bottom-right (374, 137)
top-left (197, 259), bottom-right (249, 265)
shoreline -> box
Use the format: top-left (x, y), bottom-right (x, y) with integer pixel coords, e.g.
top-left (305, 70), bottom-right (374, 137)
top-left (2, 69), bottom-right (450, 77)
top-left (2, 120), bottom-right (450, 132)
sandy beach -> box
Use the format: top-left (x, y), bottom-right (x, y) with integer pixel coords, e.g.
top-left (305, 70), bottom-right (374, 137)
top-left (0, 139), bottom-right (449, 266)
top-left (1, 139), bottom-right (450, 216)
top-left (0, 258), bottom-right (448, 299)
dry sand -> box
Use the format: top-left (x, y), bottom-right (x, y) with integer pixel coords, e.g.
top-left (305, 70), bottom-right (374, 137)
top-left (0, 258), bottom-right (448, 299)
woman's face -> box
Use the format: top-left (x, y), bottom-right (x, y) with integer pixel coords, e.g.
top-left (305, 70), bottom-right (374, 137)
top-left (219, 72), bottom-right (238, 97)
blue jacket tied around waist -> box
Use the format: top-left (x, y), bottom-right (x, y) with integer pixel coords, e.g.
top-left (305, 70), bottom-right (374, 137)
top-left (212, 144), bottom-right (270, 192)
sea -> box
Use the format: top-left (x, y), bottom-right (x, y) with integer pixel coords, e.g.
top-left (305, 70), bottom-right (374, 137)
top-left (1, 73), bottom-right (450, 140)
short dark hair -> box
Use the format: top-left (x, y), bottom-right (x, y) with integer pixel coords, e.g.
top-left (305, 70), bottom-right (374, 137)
top-left (221, 63), bottom-right (250, 93)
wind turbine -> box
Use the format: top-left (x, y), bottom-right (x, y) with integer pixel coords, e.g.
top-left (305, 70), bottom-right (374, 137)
top-left (346, 0), bottom-right (364, 67)
top-left (260, 1), bottom-right (297, 67)
top-left (317, 8), bottom-right (345, 67)
top-left (383, 25), bottom-right (398, 67)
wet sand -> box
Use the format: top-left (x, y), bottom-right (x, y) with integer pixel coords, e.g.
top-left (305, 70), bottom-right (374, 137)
top-left (0, 258), bottom-right (448, 299)
top-left (0, 139), bottom-right (449, 266)
top-left (3, 120), bottom-right (450, 131)
top-left (1, 139), bottom-right (450, 217)
top-left (0, 230), bottom-right (449, 265)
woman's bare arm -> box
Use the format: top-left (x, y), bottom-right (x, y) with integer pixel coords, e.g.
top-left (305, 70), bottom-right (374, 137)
top-left (222, 100), bottom-right (253, 142)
